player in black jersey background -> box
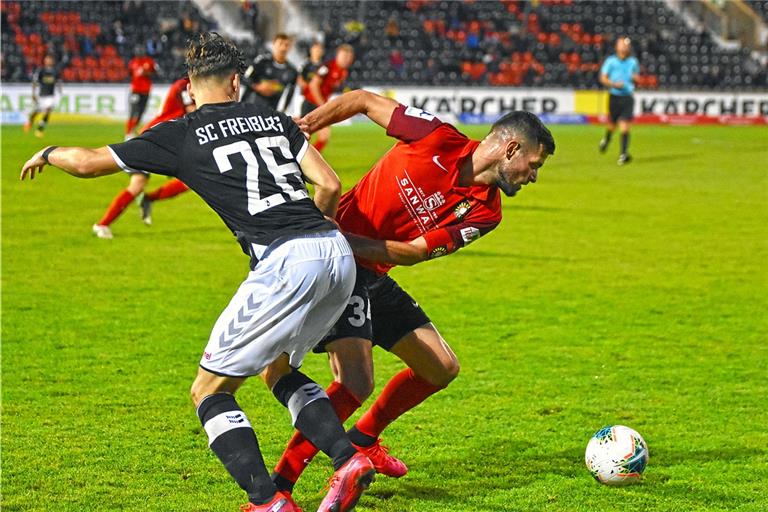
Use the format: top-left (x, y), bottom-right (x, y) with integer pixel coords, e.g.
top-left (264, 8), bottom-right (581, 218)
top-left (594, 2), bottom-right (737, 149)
top-left (20, 32), bottom-right (375, 512)
top-left (25, 54), bottom-right (61, 138)
top-left (241, 33), bottom-right (299, 113)
top-left (297, 41), bottom-right (325, 92)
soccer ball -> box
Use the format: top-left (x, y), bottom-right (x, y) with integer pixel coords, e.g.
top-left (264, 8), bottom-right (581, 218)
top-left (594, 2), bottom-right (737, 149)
top-left (585, 425), bottom-right (649, 486)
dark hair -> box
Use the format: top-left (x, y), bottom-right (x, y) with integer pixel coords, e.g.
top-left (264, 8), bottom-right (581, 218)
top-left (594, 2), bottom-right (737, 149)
top-left (274, 33), bottom-right (292, 41)
top-left (185, 32), bottom-right (245, 79)
top-left (491, 111), bottom-right (556, 155)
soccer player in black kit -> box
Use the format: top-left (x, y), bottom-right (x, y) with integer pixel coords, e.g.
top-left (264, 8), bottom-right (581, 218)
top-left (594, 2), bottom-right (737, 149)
top-left (297, 41), bottom-right (325, 92)
top-left (25, 54), bottom-right (61, 137)
top-left (20, 32), bottom-right (375, 512)
top-left (241, 33), bottom-right (298, 113)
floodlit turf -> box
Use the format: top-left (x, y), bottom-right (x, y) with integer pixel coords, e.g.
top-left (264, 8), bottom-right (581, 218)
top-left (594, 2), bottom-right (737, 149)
top-left (2, 119), bottom-right (767, 511)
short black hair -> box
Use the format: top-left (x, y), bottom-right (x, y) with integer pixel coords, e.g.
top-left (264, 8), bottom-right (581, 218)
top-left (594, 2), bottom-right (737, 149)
top-left (185, 32), bottom-right (245, 80)
top-left (491, 111), bottom-right (556, 155)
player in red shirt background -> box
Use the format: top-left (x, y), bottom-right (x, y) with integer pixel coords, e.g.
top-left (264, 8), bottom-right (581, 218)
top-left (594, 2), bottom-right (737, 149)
top-left (300, 44), bottom-right (354, 153)
top-left (92, 77), bottom-right (194, 239)
top-left (125, 46), bottom-right (158, 139)
top-left (271, 90), bottom-right (556, 495)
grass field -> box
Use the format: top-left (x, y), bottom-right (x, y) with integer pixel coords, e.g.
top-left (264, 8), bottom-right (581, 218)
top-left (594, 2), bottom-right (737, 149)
top-left (2, 119), bottom-right (767, 512)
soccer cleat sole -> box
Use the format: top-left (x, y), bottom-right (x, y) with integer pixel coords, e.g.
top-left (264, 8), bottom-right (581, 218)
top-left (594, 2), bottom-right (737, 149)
top-left (327, 469), bottom-right (375, 512)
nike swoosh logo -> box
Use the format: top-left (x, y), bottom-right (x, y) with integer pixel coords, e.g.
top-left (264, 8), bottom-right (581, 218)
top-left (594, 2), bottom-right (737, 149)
top-left (432, 155), bottom-right (448, 172)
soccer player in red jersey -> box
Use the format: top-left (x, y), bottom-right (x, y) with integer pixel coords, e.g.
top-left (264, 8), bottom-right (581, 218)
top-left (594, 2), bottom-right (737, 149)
top-left (300, 44), bottom-right (354, 153)
top-left (272, 90), bottom-right (556, 493)
top-left (93, 77), bottom-right (195, 239)
top-left (125, 46), bottom-right (158, 139)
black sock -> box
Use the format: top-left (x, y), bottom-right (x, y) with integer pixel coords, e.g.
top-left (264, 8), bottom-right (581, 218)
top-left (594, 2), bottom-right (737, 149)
top-left (271, 472), bottom-right (295, 493)
top-left (621, 132), bottom-right (629, 154)
top-left (197, 393), bottom-right (276, 505)
top-left (347, 426), bottom-right (377, 448)
top-left (604, 130), bottom-right (613, 143)
top-left (272, 371), bottom-right (357, 471)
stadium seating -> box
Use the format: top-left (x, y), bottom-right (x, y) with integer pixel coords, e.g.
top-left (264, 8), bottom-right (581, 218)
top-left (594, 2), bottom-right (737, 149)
top-left (299, 0), bottom-right (767, 89)
top-left (0, 0), bottom-right (210, 83)
top-left (1, 0), bottom-right (765, 89)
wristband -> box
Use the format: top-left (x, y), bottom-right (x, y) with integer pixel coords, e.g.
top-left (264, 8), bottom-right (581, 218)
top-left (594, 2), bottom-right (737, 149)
top-left (42, 145), bottom-right (59, 164)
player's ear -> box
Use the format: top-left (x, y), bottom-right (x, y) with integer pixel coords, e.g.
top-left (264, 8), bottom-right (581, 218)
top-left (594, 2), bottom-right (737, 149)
top-left (232, 72), bottom-right (240, 99)
top-left (506, 140), bottom-right (521, 159)
top-left (187, 82), bottom-right (196, 103)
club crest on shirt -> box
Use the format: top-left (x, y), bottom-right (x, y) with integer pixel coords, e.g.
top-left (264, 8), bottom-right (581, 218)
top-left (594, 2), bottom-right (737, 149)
top-left (454, 200), bottom-right (471, 219)
top-left (460, 227), bottom-right (481, 244)
top-left (429, 246), bottom-right (448, 259)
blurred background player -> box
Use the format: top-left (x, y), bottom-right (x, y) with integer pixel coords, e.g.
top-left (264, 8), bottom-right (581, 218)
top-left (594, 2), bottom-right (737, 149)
top-left (297, 41), bottom-right (325, 92)
top-left (92, 76), bottom-right (195, 239)
top-left (25, 54), bottom-right (61, 138)
top-left (598, 36), bottom-right (640, 165)
top-left (125, 45), bottom-right (158, 139)
top-left (241, 33), bottom-right (298, 113)
top-left (300, 44), bottom-right (354, 153)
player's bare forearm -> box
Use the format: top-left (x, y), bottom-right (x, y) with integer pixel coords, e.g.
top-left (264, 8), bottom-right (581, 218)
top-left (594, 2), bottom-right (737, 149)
top-left (343, 233), bottom-right (428, 266)
top-left (20, 146), bottom-right (121, 181)
top-left (300, 90), bottom-right (397, 133)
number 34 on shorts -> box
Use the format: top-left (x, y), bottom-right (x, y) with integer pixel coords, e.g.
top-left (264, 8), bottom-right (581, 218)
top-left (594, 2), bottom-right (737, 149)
top-left (346, 294), bottom-right (371, 328)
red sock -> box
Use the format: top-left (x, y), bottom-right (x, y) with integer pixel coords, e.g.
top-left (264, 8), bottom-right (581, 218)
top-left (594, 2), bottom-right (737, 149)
top-left (125, 118), bottom-right (139, 135)
top-left (355, 368), bottom-right (442, 439)
top-left (146, 179), bottom-right (188, 201)
top-left (312, 139), bottom-right (327, 153)
top-left (274, 381), bottom-right (361, 484)
top-left (97, 189), bottom-right (135, 226)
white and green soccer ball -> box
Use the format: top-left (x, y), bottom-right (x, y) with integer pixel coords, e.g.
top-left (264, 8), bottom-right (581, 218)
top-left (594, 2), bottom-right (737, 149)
top-left (585, 425), bottom-right (649, 486)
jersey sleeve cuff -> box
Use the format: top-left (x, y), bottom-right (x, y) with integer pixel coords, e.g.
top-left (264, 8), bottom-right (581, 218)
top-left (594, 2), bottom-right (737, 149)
top-left (296, 138), bottom-right (309, 163)
top-left (107, 145), bottom-right (148, 174)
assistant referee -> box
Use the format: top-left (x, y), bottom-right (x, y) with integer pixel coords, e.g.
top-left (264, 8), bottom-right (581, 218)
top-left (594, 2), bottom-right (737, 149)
top-left (599, 36), bottom-right (640, 165)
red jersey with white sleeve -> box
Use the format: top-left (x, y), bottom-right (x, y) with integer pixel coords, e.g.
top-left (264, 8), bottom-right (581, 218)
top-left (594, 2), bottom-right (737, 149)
top-left (142, 77), bottom-right (192, 130)
top-left (337, 104), bottom-right (502, 274)
top-left (129, 56), bottom-right (157, 94)
top-left (302, 59), bottom-right (349, 105)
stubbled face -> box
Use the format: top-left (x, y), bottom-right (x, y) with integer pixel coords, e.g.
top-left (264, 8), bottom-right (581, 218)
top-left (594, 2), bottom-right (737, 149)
top-left (494, 139), bottom-right (549, 195)
top-left (616, 37), bottom-right (631, 59)
top-left (336, 49), bottom-right (354, 69)
top-left (310, 43), bottom-right (324, 62)
top-left (273, 38), bottom-right (293, 62)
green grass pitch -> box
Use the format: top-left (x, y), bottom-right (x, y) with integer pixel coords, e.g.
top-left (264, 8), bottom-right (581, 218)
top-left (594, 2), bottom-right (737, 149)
top-left (2, 119), bottom-right (767, 511)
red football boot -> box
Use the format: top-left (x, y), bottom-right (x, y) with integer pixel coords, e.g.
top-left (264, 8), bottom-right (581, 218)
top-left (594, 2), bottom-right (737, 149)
top-left (240, 491), bottom-right (300, 512)
top-left (316, 452), bottom-right (375, 512)
top-left (352, 438), bottom-right (408, 478)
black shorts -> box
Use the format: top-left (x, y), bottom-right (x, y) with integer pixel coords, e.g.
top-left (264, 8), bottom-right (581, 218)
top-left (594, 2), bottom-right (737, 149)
top-left (608, 94), bottom-right (634, 123)
top-left (301, 99), bottom-right (319, 117)
top-left (315, 265), bottom-right (431, 352)
top-left (129, 92), bottom-right (149, 120)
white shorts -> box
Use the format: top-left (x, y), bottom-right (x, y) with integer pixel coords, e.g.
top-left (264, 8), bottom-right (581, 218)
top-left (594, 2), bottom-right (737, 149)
top-left (200, 230), bottom-right (356, 377)
top-left (36, 95), bottom-right (57, 111)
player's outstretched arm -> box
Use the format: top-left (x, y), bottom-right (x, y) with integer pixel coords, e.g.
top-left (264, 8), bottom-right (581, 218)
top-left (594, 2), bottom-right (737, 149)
top-left (299, 143), bottom-right (341, 218)
top-left (20, 146), bottom-right (122, 181)
top-left (344, 233), bottom-right (428, 266)
top-left (299, 90), bottom-right (398, 133)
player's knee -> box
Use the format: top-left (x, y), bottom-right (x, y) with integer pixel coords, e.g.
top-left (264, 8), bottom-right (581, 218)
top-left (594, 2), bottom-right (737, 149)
top-left (339, 375), bottom-right (374, 403)
top-left (429, 357), bottom-right (460, 389)
top-left (190, 380), bottom-right (210, 407)
top-left (443, 358), bottom-right (461, 387)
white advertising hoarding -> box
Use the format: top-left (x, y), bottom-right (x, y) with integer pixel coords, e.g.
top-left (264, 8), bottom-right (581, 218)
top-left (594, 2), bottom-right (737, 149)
top-left (1, 83), bottom-right (765, 123)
